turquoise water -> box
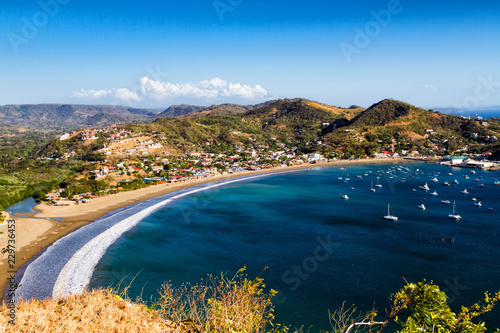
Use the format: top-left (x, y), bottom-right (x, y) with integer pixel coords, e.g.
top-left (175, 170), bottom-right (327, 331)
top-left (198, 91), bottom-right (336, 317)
top-left (89, 162), bottom-right (500, 331)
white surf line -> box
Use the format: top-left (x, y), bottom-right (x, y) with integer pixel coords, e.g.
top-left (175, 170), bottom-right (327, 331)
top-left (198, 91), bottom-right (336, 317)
top-left (51, 173), bottom-right (273, 298)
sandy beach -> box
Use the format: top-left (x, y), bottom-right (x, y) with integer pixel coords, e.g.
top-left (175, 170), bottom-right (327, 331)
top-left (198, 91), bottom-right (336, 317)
top-left (0, 158), bottom-right (411, 297)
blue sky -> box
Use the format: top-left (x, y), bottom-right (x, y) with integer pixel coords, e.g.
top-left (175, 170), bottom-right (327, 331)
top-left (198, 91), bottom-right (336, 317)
top-left (1, 0), bottom-right (499, 109)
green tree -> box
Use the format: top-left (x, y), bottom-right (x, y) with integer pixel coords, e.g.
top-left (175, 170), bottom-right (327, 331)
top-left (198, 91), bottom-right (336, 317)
top-left (163, 163), bottom-right (173, 180)
top-left (330, 280), bottom-right (500, 333)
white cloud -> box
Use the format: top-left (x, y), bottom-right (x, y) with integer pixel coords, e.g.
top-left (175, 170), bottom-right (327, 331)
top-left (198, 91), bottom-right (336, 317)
top-left (71, 77), bottom-right (268, 106)
top-left (71, 88), bottom-right (141, 103)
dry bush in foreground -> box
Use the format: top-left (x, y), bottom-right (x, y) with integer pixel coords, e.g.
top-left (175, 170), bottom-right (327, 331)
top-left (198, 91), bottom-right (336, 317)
top-left (0, 268), bottom-right (291, 333)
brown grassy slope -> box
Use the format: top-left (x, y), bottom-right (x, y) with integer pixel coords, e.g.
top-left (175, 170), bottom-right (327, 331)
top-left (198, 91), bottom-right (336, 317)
top-left (0, 289), bottom-right (174, 333)
top-left (0, 269), bottom-right (284, 333)
top-left (304, 101), bottom-right (364, 120)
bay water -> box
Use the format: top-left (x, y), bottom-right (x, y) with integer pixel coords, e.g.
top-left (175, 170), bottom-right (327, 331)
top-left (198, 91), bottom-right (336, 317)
top-left (89, 161), bottom-right (500, 331)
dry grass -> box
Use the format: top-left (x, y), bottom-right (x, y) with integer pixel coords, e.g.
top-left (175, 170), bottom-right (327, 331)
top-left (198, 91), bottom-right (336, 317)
top-left (0, 268), bottom-right (295, 333)
top-left (0, 288), bottom-right (173, 333)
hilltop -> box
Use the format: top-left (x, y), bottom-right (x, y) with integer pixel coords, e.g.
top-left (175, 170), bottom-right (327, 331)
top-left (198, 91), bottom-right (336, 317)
top-left (155, 101), bottom-right (276, 118)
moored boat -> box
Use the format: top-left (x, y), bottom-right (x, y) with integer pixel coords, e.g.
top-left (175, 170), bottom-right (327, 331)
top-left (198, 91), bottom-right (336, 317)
top-left (383, 203), bottom-right (398, 221)
top-left (419, 183), bottom-right (430, 190)
top-left (448, 201), bottom-right (461, 220)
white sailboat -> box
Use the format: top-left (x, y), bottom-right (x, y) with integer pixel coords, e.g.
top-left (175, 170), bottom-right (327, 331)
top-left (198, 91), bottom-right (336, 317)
top-left (375, 178), bottom-right (382, 188)
top-left (384, 203), bottom-right (398, 221)
top-left (370, 181), bottom-right (376, 192)
top-left (448, 201), bottom-right (461, 220)
top-left (419, 183), bottom-right (430, 190)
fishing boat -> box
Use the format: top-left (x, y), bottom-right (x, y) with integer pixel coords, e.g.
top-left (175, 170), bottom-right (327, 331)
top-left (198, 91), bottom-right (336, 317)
top-left (370, 181), bottom-right (376, 192)
top-left (419, 183), bottom-right (430, 190)
top-left (448, 201), bottom-right (461, 220)
top-left (431, 177), bottom-right (439, 182)
top-left (478, 184), bottom-right (485, 187)
top-left (384, 203), bottom-right (398, 221)
top-left (493, 179), bottom-right (500, 186)
top-left (474, 201), bottom-right (483, 207)
top-left (460, 189), bottom-right (469, 194)
top-left (443, 181), bottom-right (450, 186)
top-left (430, 191), bottom-right (438, 196)
top-left (453, 179), bottom-right (459, 185)
top-left (418, 204), bottom-right (426, 210)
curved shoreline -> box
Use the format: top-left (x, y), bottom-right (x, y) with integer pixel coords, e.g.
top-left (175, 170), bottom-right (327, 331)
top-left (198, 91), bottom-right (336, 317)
top-left (2, 158), bottom-right (411, 299)
top-left (17, 173), bottom-right (276, 300)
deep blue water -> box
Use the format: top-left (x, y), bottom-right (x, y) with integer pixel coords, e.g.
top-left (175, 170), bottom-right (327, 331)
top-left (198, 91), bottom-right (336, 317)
top-left (89, 162), bottom-right (500, 331)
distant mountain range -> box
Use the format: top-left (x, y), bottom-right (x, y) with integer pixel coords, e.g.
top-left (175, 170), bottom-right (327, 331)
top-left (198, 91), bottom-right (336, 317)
top-left (1, 101), bottom-right (499, 132)
top-left (0, 104), bottom-right (160, 130)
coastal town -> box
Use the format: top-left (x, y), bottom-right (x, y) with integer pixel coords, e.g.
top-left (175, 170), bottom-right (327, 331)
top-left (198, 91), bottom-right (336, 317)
top-left (35, 124), bottom-right (499, 206)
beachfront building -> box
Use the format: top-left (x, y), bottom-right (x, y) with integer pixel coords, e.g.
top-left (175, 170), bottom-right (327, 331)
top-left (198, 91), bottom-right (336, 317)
top-left (441, 156), bottom-right (466, 166)
top-left (462, 160), bottom-right (495, 169)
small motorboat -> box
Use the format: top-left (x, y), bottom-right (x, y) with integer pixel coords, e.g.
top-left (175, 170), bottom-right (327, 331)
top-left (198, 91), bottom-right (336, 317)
top-left (419, 183), bottom-right (430, 190)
